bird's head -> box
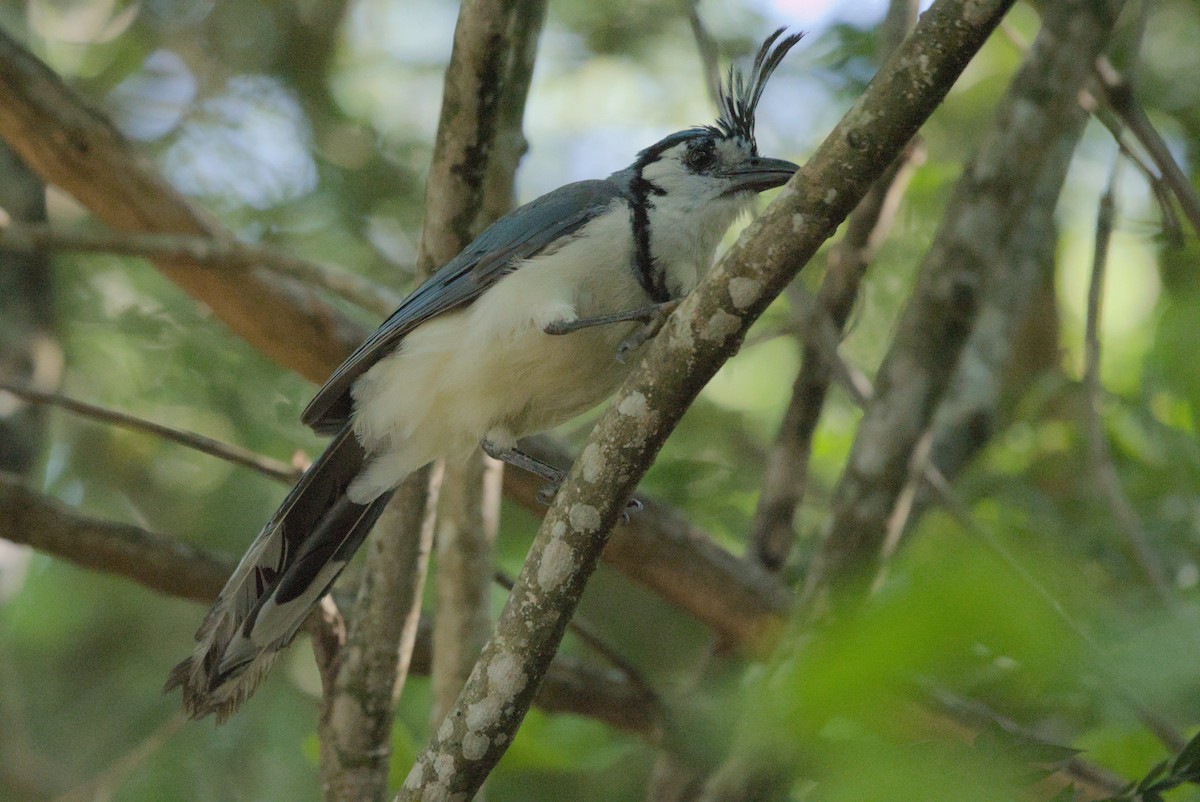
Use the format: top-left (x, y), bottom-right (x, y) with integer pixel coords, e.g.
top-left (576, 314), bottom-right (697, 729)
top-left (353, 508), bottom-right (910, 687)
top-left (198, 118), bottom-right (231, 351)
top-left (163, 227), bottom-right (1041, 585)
top-left (626, 28), bottom-right (804, 207)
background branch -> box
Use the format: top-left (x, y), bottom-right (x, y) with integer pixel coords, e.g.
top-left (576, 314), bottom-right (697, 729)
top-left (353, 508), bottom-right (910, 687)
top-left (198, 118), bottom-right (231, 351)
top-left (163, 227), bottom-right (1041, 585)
top-left (0, 28), bottom-right (366, 383)
top-left (804, 0), bottom-right (1124, 606)
top-left (749, 0), bottom-right (920, 572)
top-left (0, 220), bottom-right (404, 317)
top-left (1083, 166), bottom-right (1171, 599)
top-left (427, 2), bottom-right (546, 765)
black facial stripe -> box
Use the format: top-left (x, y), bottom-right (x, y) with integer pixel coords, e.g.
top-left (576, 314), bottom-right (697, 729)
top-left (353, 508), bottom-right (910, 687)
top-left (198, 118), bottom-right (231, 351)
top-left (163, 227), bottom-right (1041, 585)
top-left (629, 150), bottom-right (671, 304)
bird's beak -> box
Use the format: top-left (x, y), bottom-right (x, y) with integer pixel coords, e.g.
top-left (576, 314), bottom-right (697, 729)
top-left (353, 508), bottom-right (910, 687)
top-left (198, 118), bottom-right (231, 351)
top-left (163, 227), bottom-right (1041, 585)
top-left (722, 155), bottom-right (799, 195)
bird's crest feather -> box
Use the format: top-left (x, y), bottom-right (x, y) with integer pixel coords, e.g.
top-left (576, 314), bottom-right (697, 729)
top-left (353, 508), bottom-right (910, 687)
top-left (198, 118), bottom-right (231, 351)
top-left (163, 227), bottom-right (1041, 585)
top-left (712, 28), bottom-right (805, 150)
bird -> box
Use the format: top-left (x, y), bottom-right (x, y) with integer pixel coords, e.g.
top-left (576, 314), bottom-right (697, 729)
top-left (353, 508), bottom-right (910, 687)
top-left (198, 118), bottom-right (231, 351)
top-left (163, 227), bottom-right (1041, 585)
top-left (167, 28), bottom-right (804, 721)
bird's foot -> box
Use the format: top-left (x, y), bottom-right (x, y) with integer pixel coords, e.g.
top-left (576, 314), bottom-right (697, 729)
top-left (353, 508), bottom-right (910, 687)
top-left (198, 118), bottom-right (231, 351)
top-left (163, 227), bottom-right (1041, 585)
top-left (615, 300), bottom-right (679, 362)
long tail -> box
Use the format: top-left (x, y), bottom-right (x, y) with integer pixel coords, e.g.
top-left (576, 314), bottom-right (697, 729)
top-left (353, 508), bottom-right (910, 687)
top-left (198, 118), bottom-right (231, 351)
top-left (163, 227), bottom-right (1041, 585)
top-left (166, 424), bottom-right (393, 722)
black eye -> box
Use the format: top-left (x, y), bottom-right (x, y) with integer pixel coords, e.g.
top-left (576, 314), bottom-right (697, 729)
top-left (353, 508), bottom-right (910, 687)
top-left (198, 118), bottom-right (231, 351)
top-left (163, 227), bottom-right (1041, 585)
top-left (683, 140), bottom-right (717, 172)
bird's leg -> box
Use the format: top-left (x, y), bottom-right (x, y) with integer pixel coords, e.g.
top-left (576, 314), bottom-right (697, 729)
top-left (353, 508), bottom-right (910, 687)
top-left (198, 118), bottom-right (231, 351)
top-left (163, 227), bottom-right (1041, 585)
top-left (542, 302), bottom-right (671, 335)
top-left (543, 300), bottom-right (679, 363)
top-left (480, 440), bottom-right (642, 523)
top-left (616, 299), bottom-right (679, 363)
top-left (481, 440), bottom-right (564, 503)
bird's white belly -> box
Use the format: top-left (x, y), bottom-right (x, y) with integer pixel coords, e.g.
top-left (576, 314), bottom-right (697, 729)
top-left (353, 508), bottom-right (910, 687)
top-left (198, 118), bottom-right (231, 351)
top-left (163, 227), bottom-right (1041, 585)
top-left (346, 237), bottom-right (648, 501)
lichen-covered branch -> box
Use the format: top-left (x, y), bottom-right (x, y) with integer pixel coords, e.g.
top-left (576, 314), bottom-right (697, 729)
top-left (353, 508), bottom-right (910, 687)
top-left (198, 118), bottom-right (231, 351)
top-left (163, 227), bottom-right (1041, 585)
top-left (432, 455), bottom-right (502, 729)
top-left (505, 435), bottom-right (793, 647)
top-left (804, 0), bottom-right (1124, 606)
top-left (397, 1), bottom-right (1018, 797)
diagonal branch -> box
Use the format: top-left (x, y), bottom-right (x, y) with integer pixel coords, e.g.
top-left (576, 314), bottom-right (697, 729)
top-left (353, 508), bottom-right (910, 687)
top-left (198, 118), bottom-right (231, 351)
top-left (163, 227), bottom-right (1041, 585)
top-left (397, 1), bottom-right (1019, 797)
top-left (0, 27), bottom-right (365, 384)
top-left (0, 220), bottom-right (404, 317)
top-left (0, 382), bottom-right (300, 484)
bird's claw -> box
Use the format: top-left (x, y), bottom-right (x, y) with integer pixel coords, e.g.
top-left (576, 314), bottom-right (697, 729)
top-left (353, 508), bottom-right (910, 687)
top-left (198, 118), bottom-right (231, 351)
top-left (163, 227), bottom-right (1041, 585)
top-left (615, 300), bottom-right (678, 363)
top-left (618, 497), bottom-right (643, 525)
top-left (536, 482), bottom-right (561, 506)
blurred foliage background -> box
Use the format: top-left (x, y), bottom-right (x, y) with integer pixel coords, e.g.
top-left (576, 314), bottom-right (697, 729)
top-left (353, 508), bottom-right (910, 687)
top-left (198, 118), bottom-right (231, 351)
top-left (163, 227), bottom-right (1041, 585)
top-left (1, 0), bottom-right (1200, 799)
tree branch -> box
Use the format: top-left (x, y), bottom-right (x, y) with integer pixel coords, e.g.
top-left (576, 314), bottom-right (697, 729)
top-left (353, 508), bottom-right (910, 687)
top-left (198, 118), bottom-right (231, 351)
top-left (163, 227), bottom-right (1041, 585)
top-left (1082, 166), bottom-right (1171, 600)
top-left (0, 27), bottom-right (366, 384)
top-left (748, 0), bottom-right (920, 572)
top-left (397, 1), bottom-right (1019, 797)
top-left (320, 467), bottom-right (441, 802)
top-left (804, 0), bottom-right (1124, 606)
top-left (427, 0), bottom-right (546, 757)
top-left (0, 220), bottom-right (404, 318)
top-left (0, 474), bottom-right (231, 601)
top-left (0, 382), bottom-right (300, 484)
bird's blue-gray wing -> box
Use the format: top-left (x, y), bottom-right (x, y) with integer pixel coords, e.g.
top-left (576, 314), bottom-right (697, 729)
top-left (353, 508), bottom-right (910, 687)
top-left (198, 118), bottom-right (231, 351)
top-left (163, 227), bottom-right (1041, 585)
top-left (302, 179), bottom-right (628, 434)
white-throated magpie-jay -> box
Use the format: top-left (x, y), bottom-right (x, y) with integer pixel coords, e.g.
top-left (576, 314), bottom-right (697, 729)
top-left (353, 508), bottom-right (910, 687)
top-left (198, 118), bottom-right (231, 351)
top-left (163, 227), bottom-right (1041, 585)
top-left (168, 28), bottom-right (803, 721)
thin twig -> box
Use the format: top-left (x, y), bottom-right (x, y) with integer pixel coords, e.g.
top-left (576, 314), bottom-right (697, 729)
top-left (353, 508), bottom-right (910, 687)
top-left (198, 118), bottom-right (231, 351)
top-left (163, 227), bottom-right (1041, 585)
top-left (0, 381), bottom-right (300, 484)
top-left (1082, 164), bottom-right (1172, 600)
top-left (52, 714), bottom-right (185, 802)
top-left (0, 219), bottom-right (403, 318)
top-left (924, 686), bottom-right (1130, 798)
top-left (1095, 56), bottom-right (1200, 237)
top-left (684, 1), bottom-right (721, 106)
